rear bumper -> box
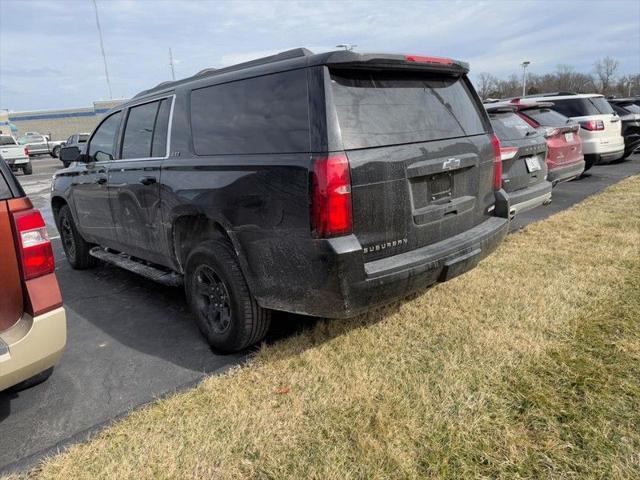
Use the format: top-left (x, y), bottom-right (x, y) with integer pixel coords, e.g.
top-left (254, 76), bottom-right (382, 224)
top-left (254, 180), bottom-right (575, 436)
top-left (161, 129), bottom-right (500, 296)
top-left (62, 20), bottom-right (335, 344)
top-left (587, 148), bottom-right (625, 164)
top-left (256, 210), bottom-right (509, 318)
top-left (507, 180), bottom-right (552, 216)
top-left (0, 307), bottom-right (66, 391)
top-left (7, 158), bottom-right (29, 166)
top-left (548, 160), bottom-right (585, 185)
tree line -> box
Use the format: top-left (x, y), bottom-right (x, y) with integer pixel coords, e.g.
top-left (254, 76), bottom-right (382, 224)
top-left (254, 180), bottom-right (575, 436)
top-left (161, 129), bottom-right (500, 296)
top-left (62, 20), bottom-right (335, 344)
top-left (475, 56), bottom-right (640, 100)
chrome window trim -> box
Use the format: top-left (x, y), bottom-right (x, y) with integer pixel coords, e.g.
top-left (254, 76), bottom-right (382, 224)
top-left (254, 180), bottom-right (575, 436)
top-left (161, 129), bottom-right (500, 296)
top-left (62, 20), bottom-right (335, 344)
top-left (114, 94), bottom-right (176, 162)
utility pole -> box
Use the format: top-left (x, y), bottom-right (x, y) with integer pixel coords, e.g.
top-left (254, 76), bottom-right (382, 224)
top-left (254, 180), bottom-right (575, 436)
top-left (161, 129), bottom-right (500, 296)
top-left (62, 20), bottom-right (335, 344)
top-left (169, 48), bottom-right (176, 81)
top-left (91, 0), bottom-right (113, 99)
top-left (521, 61), bottom-right (530, 97)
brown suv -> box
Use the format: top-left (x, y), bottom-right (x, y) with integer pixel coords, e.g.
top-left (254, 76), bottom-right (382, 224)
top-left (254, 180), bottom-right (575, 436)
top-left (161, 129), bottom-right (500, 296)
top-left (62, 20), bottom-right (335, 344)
top-left (0, 159), bottom-right (66, 391)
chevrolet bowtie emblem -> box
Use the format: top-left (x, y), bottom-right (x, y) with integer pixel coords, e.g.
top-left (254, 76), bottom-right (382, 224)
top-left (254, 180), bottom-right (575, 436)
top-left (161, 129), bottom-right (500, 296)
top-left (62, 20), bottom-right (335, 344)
top-left (442, 157), bottom-right (461, 170)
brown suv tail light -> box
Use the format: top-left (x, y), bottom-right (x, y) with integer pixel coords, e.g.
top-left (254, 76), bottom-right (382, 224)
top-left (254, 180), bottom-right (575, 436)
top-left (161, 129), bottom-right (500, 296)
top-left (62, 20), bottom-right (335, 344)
top-left (490, 134), bottom-right (503, 191)
top-left (12, 209), bottom-right (55, 280)
top-left (310, 153), bottom-right (353, 238)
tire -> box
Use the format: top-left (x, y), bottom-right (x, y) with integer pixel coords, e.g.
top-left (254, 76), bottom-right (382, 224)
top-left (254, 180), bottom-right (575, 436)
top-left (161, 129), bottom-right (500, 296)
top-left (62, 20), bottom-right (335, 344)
top-left (185, 240), bottom-right (271, 353)
top-left (8, 367), bottom-right (53, 392)
top-left (52, 146), bottom-right (61, 158)
top-left (63, 161), bottom-right (70, 168)
top-left (56, 204), bottom-right (97, 269)
top-left (22, 163), bottom-right (33, 175)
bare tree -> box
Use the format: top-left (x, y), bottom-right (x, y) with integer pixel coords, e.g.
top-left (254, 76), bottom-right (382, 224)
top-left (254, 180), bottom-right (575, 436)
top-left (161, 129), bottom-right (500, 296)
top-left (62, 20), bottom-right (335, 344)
top-left (593, 56), bottom-right (619, 95)
top-left (476, 73), bottom-right (499, 100)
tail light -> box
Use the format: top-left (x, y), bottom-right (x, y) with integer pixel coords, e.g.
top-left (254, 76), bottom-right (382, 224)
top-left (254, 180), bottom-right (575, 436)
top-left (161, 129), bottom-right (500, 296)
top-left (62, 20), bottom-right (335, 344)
top-left (490, 134), bottom-right (503, 191)
top-left (311, 154), bottom-right (352, 237)
top-left (405, 55), bottom-right (454, 65)
top-left (24, 147), bottom-right (29, 156)
top-left (11, 209), bottom-right (55, 280)
top-left (579, 120), bottom-right (604, 131)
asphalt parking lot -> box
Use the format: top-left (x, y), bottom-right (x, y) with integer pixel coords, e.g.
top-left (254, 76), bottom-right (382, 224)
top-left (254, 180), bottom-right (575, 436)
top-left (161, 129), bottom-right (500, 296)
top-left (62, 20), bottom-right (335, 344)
top-left (1, 153), bottom-right (639, 474)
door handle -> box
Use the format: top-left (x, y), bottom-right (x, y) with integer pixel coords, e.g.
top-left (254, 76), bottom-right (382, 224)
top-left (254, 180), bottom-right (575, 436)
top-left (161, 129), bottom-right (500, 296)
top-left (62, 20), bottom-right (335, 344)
top-left (139, 176), bottom-right (157, 186)
top-left (94, 176), bottom-right (107, 185)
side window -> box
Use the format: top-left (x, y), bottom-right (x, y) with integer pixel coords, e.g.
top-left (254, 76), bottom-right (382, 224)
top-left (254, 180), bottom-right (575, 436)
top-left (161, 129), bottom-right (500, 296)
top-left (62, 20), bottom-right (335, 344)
top-left (121, 101), bottom-right (159, 159)
top-left (88, 111), bottom-right (122, 161)
top-left (151, 98), bottom-right (171, 157)
top-left (190, 70), bottom-right (310, 155)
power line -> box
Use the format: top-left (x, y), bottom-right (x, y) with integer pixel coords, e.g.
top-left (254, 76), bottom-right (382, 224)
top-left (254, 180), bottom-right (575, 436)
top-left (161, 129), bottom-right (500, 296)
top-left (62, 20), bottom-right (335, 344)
top-left (91, 0), bottom-right (113, 99)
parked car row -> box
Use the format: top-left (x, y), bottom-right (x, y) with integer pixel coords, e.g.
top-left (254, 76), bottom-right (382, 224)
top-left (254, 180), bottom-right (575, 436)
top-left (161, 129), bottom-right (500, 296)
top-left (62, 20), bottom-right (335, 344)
top-left (0, 134), bottom-right (32, 175)
top-left (1, 48), bottom-right (637, 391)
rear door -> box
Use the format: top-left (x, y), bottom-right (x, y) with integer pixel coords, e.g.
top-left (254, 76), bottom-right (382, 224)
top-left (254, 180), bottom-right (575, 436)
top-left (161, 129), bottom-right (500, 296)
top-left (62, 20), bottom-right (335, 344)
top-left (0, 163), bottom-right (23, 332)
top-left (327, 68), bottom-right (494, 261)
top-left (108, 96), bottom-right (172, 264)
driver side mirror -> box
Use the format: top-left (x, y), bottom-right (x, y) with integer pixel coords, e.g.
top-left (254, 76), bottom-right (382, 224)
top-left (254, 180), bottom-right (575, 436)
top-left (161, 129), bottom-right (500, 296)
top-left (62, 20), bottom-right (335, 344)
top-left (59, 146), bottom-right (91, 163)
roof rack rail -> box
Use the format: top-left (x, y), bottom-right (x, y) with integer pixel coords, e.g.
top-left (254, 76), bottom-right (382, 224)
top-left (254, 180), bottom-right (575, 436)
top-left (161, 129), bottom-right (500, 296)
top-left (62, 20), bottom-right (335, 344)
top-left (133, 47), bottom-right (314, 99)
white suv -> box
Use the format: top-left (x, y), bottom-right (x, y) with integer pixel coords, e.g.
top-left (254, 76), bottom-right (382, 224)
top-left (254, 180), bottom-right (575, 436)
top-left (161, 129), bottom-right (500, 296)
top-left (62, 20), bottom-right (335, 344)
top-left (521, 93), bottom-right (624, 170)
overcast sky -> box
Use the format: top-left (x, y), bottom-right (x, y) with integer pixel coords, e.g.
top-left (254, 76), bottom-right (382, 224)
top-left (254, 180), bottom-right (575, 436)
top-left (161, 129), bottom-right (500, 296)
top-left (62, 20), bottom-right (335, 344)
top-left (1, 0), bottom-right (638, 111)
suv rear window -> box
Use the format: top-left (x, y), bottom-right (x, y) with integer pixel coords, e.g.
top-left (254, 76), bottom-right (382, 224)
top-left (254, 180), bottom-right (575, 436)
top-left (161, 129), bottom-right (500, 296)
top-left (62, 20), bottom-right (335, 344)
top-left (190, 70), bottom-right (309, 155)
top-left (523, 108), bottom-right (570, 127)
top-left (329, 69), bottom-right (486, 150)
top-left (551, 97), bottom-right (614, 117)
top-left (490, 112), bottom-right (537, 141)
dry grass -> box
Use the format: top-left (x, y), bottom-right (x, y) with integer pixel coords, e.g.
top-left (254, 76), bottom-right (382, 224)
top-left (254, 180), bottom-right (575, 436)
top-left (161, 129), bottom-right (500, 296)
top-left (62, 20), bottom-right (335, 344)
top-left (12, 176), bottom-right (640, 479)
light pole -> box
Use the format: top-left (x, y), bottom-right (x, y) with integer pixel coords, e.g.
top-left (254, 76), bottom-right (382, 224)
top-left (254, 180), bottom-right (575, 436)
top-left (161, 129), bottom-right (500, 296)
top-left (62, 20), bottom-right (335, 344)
top-left (91, 0), bottom-right (113, 99)
top-left (169, 48), bottom-right (176, 81)
top-left (521, 61), bottom-right (530, 97)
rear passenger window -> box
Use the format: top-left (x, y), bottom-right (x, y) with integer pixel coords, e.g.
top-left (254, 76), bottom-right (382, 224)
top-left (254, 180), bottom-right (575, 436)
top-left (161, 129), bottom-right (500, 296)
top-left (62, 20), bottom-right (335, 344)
top-left (122, 102), bottom-right (159, 159)
top-left (190, 70), bottom-right (310, 155)
top-left (490, 112), bottom-right (537, 141)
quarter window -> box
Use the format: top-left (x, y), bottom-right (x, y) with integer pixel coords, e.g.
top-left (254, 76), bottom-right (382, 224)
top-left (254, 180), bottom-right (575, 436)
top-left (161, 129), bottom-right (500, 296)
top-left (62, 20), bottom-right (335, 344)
top-left (190, 70), bottom-right (310, 155)
top-left (88, 111), bottom-right (123, 161)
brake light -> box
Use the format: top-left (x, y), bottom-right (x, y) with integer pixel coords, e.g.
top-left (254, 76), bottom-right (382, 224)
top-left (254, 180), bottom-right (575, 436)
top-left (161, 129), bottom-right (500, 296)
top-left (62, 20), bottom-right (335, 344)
top-left (579, 120), bottom-right (604, 131)
top-left (11, 209), bottom-right (55, 280)
top-left (490, 134), bottom-right (502, 191)
top-left (24, 147), bottom-right (29, 156)
top-left (311, 154), bottom-right (352, 237)
top-left (404, 55), bottom-right (454, 65)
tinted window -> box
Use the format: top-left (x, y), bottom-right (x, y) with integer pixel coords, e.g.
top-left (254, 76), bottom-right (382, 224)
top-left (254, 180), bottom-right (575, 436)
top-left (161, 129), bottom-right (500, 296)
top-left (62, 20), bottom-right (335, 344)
top-left (551, 97), bottom-right (613, 117)
top-left (0, 167), bottom-right (11, 200)
top-left (122, 102), bottom-right (159, 159)
top-left (0, 136), bottom-right (16, 146)
top-left (523, 108), bottom-right (570, 127)
top-left (190, 70), bottom-right (309, 155)
top-left (88, 111), bottom-right (122, 161)
top-left (589, 97), bottom-right (614, 114)
top-left (490, 112), bottom-right (537, 141)
top-left (330, 70), bottom-right (486, 150)
top-left (151, 99), bottom-right (171, 157)
top-left (619, 103), bottom-right (640, 114)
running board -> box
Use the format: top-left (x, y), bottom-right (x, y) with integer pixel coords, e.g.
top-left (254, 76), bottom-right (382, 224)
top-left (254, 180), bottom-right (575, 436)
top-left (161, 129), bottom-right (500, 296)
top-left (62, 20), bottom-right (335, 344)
top-left (89, 247), bottom-right (183, 287)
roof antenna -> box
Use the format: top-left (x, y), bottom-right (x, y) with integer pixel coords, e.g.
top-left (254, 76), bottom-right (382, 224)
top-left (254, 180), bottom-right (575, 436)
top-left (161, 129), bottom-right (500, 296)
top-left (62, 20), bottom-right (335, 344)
top-left (336, 44), bottom-right (357, 51)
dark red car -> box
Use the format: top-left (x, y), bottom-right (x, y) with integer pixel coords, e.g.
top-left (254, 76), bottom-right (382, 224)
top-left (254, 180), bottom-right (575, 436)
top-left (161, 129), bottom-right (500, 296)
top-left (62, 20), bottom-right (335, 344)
top-left (509, 100), bottom-right (585, 183)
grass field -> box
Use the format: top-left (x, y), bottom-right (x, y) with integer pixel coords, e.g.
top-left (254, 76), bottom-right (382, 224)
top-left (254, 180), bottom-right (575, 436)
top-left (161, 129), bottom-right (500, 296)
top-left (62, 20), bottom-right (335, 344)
top-left (14, 176), bottom-right (640, 479)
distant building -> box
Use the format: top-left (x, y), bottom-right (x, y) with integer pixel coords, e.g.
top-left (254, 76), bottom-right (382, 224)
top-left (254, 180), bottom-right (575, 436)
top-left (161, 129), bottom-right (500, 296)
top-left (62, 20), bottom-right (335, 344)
top-left (7, 99), bottom-right (127, 140)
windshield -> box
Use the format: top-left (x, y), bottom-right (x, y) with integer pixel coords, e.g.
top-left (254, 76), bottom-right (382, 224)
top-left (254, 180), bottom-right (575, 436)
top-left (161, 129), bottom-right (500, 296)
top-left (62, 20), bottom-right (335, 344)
top-left (330, 69), bottom-right (487, 149)
top-left (0, 136), bottom-right (17, 146)
top-left (490, 112), bottom-right (538, 141)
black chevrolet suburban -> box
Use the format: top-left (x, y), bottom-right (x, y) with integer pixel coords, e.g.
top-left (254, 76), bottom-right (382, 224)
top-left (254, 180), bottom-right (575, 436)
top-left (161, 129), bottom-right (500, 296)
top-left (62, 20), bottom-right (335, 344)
top-left (54, 48), bottom-right (510, 352)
